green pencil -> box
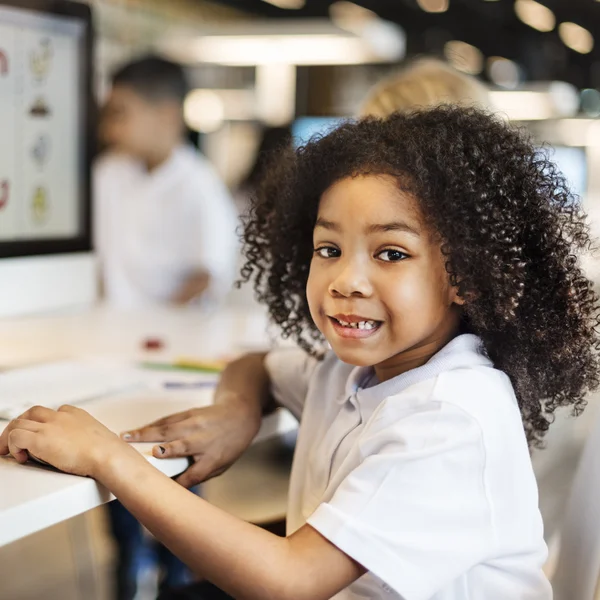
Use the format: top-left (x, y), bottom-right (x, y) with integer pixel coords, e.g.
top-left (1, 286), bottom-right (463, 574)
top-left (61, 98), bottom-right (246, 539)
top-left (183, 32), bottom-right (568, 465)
top-left (140, 361), bottom-right (223, 375)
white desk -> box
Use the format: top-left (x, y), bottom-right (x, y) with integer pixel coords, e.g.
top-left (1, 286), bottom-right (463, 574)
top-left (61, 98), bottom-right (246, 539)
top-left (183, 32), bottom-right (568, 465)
top-left (0, 304), bottom-right (297, 547)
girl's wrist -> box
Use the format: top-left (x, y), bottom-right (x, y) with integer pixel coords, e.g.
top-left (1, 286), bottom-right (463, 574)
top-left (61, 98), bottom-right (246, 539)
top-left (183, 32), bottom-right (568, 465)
top-left (90, 438), bottom-right (147, 485)
top-left (215, 390), bottom-right (262, 424)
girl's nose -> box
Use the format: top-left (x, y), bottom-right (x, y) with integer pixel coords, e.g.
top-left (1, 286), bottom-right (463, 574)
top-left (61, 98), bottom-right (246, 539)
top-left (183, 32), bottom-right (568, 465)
top-left (328, 260), bottom-right (373, 298)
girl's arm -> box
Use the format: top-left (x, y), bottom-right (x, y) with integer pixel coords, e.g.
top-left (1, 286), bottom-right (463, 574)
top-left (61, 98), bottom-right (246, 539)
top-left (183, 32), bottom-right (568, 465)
top-left (0, 405), bottom-right (365, 600)
top-left (101, 444), bottom-right (365, 600)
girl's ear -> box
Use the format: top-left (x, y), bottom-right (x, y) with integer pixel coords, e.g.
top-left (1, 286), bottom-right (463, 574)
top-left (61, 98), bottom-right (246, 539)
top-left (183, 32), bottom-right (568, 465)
top-left (453, 292), bottom-right (466, 306)
top-left (450, 281), bottom-right (472, 306)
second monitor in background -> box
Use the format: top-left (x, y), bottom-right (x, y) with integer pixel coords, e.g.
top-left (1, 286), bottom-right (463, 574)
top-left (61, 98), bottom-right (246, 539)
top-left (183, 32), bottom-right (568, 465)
top-left (292, 117), bottom-right (588, 201)
top-left (292, 116), bottom-right (345, 148)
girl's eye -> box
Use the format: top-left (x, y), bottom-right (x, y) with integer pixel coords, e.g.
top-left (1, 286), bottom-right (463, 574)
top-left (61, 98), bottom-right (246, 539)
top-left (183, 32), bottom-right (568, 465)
top-left (314, 246), bottom-right (340, 259)
top-left (378, 249), bottom-right (408, 262)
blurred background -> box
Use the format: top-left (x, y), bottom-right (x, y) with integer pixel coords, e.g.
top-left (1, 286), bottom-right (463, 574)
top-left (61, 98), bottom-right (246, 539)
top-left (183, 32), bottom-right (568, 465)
top-left (92, 0), bottom-right (600, 197)
top-left (2, 0), bottom-right (600, 599)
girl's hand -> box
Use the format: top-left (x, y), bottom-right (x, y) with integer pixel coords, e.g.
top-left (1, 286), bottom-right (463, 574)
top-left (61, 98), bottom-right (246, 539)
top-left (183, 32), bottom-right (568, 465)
top-left (120, 400), bottom-right (262, 488)
top-left (0, 405), bottom-right (125, 478)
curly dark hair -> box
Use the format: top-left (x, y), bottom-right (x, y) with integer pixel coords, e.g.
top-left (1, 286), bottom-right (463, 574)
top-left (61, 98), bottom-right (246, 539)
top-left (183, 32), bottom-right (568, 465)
top-left (240, 106), bottom-right (600, 446)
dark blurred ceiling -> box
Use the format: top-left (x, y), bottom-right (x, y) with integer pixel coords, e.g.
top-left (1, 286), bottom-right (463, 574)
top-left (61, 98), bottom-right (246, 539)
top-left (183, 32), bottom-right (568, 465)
top-left (207, 0), bottom-right (600, 89)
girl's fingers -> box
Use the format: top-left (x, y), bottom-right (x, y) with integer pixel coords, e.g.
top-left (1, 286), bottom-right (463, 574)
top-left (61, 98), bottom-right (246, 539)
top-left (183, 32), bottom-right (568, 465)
top-left (121, 411), bottom-right (191, 441)
top-left (0, 418), bottom-right (42, 455)
top-left (8, 429), bottom-right (38, 463)
top-left (152, 437), bottom-right (196, 458)
top-left (57, 404), bottom-right (82, 414)
top-left (20, 405), bottom-right (57, 423)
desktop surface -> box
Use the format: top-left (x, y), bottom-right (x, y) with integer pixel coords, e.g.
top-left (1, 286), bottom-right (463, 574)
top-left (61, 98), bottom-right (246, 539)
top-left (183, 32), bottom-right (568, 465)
top-left (0, 304), bottom-right (297, 547)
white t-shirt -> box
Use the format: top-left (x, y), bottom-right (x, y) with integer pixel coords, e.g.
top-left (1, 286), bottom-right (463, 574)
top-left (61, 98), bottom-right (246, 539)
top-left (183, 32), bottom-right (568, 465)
top-left (265, 335), bottom-right (552, 600)
top-left (94, 146), bottom-right (238, 308)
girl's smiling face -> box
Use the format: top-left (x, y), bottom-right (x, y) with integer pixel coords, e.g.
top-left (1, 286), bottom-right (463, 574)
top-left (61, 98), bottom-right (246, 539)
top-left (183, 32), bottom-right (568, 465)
top-left (307, 174), bottom-right (464, 382)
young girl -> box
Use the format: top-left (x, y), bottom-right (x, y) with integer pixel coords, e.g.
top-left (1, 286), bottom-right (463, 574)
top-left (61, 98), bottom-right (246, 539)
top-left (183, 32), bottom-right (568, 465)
top-left (2, 106), bottom-right (598, 600)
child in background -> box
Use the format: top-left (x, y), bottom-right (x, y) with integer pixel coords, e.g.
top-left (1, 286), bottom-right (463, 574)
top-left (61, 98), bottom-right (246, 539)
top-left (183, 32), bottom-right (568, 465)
top-left (95, 55), bottom-right (238, 599)
top-left (234, 125), bottom-right (292, 216)
top-left (359, 57), bottom-right (490, 116)
top-left (3, 106), bottom-right (599, 600)
top-left (95, 55), bottom-right (238, 308)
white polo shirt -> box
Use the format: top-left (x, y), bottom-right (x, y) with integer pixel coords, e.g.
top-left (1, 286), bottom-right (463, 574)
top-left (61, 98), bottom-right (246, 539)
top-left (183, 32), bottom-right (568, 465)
top-left (94, 146), bottom-right (238, 308)
top-left (266, 335), bottom-right (551, 600)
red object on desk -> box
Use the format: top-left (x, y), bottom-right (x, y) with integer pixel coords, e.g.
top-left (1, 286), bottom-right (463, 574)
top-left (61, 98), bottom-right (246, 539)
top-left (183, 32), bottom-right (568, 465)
top-left (143, 337), bottom-right (164, 351)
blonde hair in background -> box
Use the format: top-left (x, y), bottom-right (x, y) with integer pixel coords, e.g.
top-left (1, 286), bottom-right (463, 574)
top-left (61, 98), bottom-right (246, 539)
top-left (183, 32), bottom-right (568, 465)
top-left (360, 57), bottom-right (490, 117)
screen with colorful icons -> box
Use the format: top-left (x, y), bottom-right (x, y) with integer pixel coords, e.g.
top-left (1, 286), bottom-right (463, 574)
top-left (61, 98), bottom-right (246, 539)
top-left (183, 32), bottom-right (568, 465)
top-left (0, 0), bottom-right (91, 256)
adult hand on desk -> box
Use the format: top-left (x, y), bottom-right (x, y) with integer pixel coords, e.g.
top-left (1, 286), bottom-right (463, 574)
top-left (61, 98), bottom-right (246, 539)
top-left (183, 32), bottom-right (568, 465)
top-left (121, 398), bottom-right (262, 488)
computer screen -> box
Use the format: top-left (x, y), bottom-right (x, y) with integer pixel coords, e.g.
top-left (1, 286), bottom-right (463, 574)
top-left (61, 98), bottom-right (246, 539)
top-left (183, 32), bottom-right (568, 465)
top-left (549, 146), bottom-right (587, 200)
top-left (293, 119), bottom-right (588, 201)
top-left (292, 116), bottom-right (347, 148)
top-left (0, 0), bottom-right (92, 258)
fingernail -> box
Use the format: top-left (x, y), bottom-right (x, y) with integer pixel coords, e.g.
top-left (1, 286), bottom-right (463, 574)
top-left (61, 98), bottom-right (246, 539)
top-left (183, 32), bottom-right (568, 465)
top-left (157, 445), bottom-right (166, 455)
top-left (122, 433), bottom-right (133, 441)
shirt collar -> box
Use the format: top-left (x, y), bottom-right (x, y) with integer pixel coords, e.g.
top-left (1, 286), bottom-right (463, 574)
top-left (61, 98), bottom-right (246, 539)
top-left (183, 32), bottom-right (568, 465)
top-left (340, 334), bottom-right (491, 405)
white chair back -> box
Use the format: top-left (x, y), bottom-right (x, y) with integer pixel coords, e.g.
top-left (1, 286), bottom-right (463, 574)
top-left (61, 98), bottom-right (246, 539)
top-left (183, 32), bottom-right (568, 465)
top-left (552, 410), bottom-right (600, 600)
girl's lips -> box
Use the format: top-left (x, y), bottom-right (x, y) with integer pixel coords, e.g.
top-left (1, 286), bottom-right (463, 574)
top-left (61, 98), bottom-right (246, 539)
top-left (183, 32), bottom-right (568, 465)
top-left (328, 316), bottom-right (382, 339)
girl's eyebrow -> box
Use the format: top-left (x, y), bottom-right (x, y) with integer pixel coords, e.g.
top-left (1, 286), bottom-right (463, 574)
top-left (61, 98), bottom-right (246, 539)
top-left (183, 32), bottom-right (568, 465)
top-left (366, 222), bottom-right (421, 237)
top-left (315, 217), bottom-right (421, 237)
top-left (314, 218), bottom-right (339, 231)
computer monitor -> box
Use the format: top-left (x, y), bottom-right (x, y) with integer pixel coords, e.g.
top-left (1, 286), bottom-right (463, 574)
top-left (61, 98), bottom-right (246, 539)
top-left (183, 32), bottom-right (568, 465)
top-left (292, 116), bottom-right (346, 148)
top-left (0, 0), bottom-right (95, 317)
top-left (549, 146), bottom-right (587, 201)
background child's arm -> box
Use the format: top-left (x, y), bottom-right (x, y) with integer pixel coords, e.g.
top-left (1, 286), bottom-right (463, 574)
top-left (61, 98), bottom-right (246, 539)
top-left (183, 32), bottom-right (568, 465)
top-left (119, 352), bottom-right (278, 487)
top-left (171, 269), bottom-right (211, 304)
top-left (100, 448), bottom-right (365, 600)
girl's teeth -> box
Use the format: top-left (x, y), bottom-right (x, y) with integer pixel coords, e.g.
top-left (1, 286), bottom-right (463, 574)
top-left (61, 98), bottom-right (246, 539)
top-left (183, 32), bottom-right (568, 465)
top-left (336, 319), bottom-right (377, 330)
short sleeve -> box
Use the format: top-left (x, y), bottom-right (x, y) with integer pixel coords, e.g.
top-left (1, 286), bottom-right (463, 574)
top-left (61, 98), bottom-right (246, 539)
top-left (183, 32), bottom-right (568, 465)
top-left (264, 348), bottom-right (319, 420)
top-left (182, 158), bottom-right (239, 304)
top-left (308, 400), bottom-right (494, 600)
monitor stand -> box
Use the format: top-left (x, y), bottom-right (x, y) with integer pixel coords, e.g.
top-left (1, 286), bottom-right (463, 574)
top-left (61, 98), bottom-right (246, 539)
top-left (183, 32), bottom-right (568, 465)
top-left (0, 252), bottom-right (97, 318)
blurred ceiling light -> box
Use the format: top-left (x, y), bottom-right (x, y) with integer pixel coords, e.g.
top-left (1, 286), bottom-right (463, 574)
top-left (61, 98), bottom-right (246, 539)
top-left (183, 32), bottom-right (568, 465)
top-left (559, 22), bottom-right (594, 54)
top-left (330, 2), bottom-right (377, 33)
top-left (546, 81), bottom-right (580, 116)
top-left (489, 82), bottom-right (579, 120)
top-left (489, 91), bottom-right (554, 120)
top-left (588, 122), bottom-right (600, 147)
top-left (444, 40), bottom-right (484, 74)
top-left (261, 0), bottom-right (305, 8)
top-left (487, 56), bottom-right (521, 89)
top-left (514, 0), bottom-right (555, 32)
top-left (329, 2), bottom-right (405, 60)
top-left (256, 63), bottom-right (297, 125)
top-left (555, 119), bottom-right (600, 147)
top-left (417, 0), bottom-right (449, 13)
top-left (366, 21), bottom-right (406, 59)
top-left (161, 21), bottom-right (405, 66)
top-left (581, 88), bottom-right (600, 117)
top-left (184, 89), bottom-right (225, 133)
top-left (185, 89), bottom-right (256, 121)
top-left (191, 35), bottom-right (381, 65)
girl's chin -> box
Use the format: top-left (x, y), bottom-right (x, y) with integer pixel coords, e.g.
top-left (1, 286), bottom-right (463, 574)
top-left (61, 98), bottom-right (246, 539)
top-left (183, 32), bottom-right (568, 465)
top-left (329, 345), bottom-right (383, 368)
